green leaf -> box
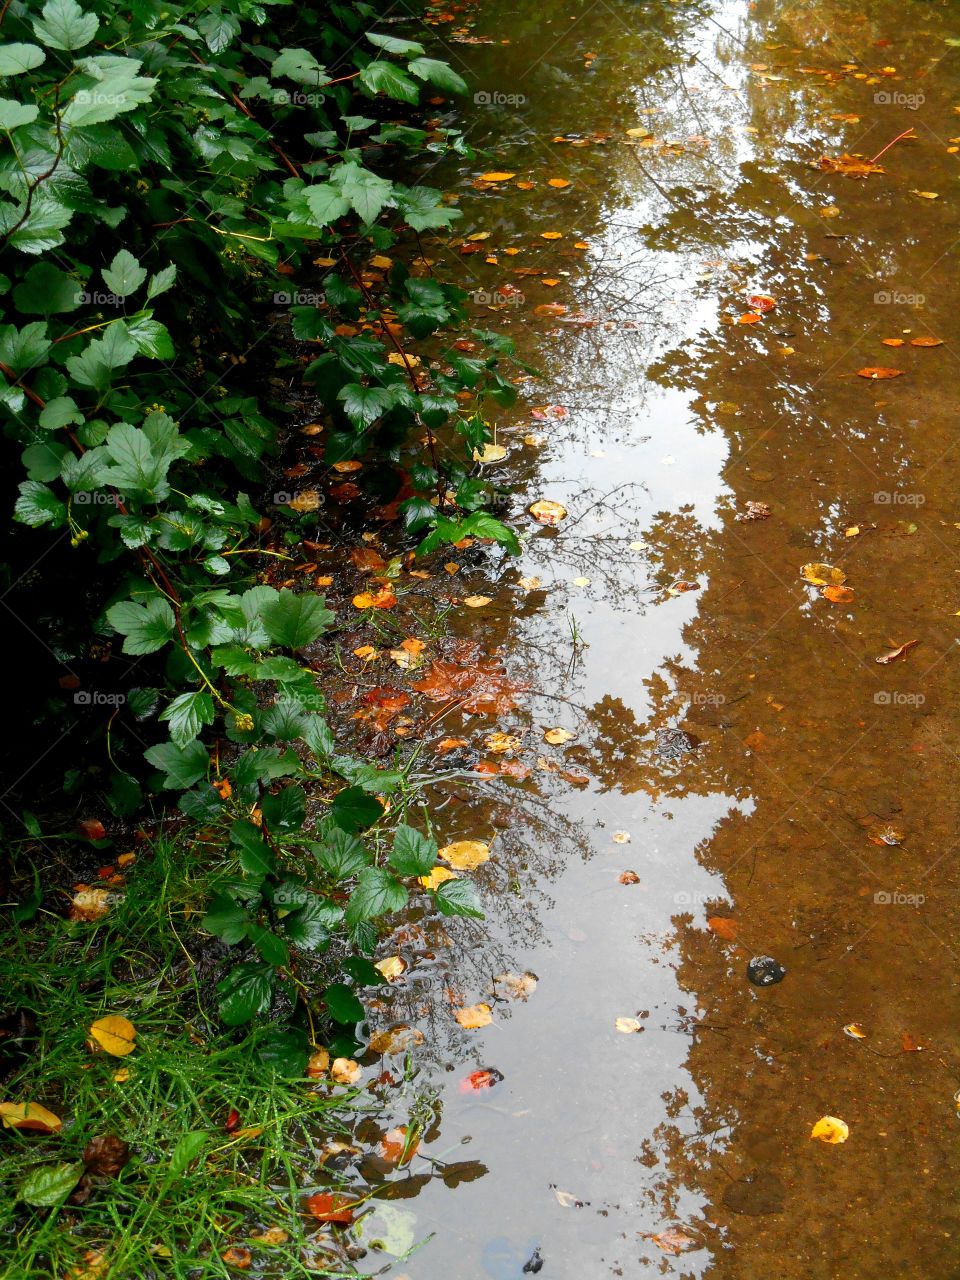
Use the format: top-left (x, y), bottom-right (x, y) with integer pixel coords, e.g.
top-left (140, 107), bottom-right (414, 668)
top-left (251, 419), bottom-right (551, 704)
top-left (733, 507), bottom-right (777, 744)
top-left (359, 61), bottom-right (421, 103)
top-left (435, 877), bottom-right (484, 919)
top-left (337, 382), bottom-right (394, 428)
top-left (13, 263), bottom-right (82, 315)
top-left (102, 248), bottom-right (146, 297)
top-left (169, 1131), bottom-right (208, 1175)
top-left (101, 419), bottom-right (189, 499)
top-left (0, 320), bottom-right (51, 374)
top-left (17, 1162), bottom-right (84, 1208)
top-left (345, 867), bottom-right (407, 925)
top-left (304, 183), bottom-right (350, 227)
top-left (313, 828), bottom-right (369, 879)
top-left (62, 60), bottom-right (156, 126)
top-left (105, 597), bottom-right (176, 655)
top-left (38, 396), bottom-right (83, 429)
top-left (389, 824), bottom-right (438, 876)
top-left (197, 11), bottom-right (240, 52)
top-left (282, 897), bottom-right (333, 950)
top-left (365, 32), bottom-right (425, 57)
top-left (330, 786), bottom-right (382, 833)
top-left (14, 480), bottom-right (65, 528)
top-left (261, 589), bottom-right (334, 649)
top-left (158, 690), bottom-right (215, 747)
top-left (230, 820), bottom-right (276, 878)
top-left (246, 922), bottom-right (290, 967)
top-left (323, 981), bottom-right (365, 1024)
top-left (217, 962), bottom-right (274, 1025)
top-left (333, 162), bottom-right (393, 224)
top-left (257, 1028), bottom-right (308, 1078)
top-left (271, 47), bottom-right (325, 84)
top-left (407, 57), bottom-right (467, 94)
top-left (202, 893), bottom-right (250, 944)
top-left (0, 99), bottom-right (39, 130)
top-left (0, 43), bottom-right (46, 75)
top-left (22, 441), bottom-right (68, 481)
top-left (260, 784), bottom-right (306, 832)
top-left (146, 264), bottom-right (177, 300)
top-left (32, 0), bottom-right (99, 49)
top-left (342, 955), bottom-right (384, 986)
top-left (0, 194), bottom-right (72, 254)
top-left (143, 740), bottom-right (209, 789)
top-left (66, 325), bottom-right (137, 393)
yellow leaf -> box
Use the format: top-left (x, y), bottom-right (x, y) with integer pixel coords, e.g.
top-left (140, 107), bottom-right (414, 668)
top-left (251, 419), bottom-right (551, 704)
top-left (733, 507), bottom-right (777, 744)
top-left (484, 732), bottom-right (520, 754)
top-left (374, 956), bottom-right (406, 981)
top-left (615, 1017), bottom-right (642, 1034)
top-left (544, 727), bottom-right (574, 744)
top-left (843, 1023), bottom-right (866, 1039)
top-left (801, 562), bottom-right (847, 587)
top-left (492, 971), bottom-right (537, 1000)
top-left (0, 1102), bottom-right (62, 1133)
top-left (464, 595), bottom-right (492, 607)
top-left (287, 490), bottom-right (320, 513)
top-left (89, 1015), bottom-right (137, 1057)
top-left (479, 171), bottom-right (515, 181)
top-left (540, 231), bottom-right (563, 240)
top-left (419, 866), bottom-right (458, 889)
top-left (439, 839), bottom-right (491, 870)
top-left (473, 443), bottom-right (508, 463)
top-left (330, 1058), bottom-right (361, 1085)
top-left (369, 1025), bottom-right (424, 1054)
top-left (454, 1003), bottom-right (493, 1029)
top-left (810, 1115), bottom-right (849, 1143)
top-left (306, 1049), bottom-right (330, 1077)
top-left (369, 255), bottom-right (392, 269)
top-left (910, 190), bottom-right (939, 199)
top-left (528, 499), bottom-right (567, 525)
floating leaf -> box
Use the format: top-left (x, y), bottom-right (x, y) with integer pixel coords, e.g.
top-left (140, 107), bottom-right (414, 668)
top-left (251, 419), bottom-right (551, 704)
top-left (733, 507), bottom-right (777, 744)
top-left (492, 971), bottom-right (537, 1000)
top-left (479, 171), bottom-right (515, 182)
top-left (843, 1023), bottom-right (866, 1039)
top-left (822, 585), bottom-right (855, 603)
top-left (305, 1191), bottom-right (357, 1224)
top-left (454, 1003), bottom-right (492, 1029)
top-left (648, 1228), bottom-right (695, 1255)
top-left (330, 1057), bottom-right (361, 1085)
top-left (810, 1115), bottom-right (848, 1143)
top-left (419, 865), bottom-right (458, 889)
top-left (439, 840), bottom-right (490, 870)
top-left (528, 499), bottom-right (567, 525)
top-left (707, 916), bottom-right (739, 941)
top-left (615, 1016), bottom-right (642, 1034)
top-left (459, 1068), bottom-right (503, 1092)
top-left (910, 336), bottom-right (942, 347)
top-left (857, 367), bottom-right (902, 379)
top-left (747, 294), bottom-right (776, 312)
top-left (89, 1015), bottom-right (136, 1057)
top-left (374, 956), bottom-right (406, 981)
top-left (473, 443), bottom-right (507, 463)
top-left (801, 563), bottom-right (846, 586)
top-left (379, 1125), bottom-right (419, 1165)
top-left (875, 639), bottom-right (919, 664)
top-left (484, 732), bottom-right (520, 754)
top-left (368, 1025), bottom-right (424, 1054)
top-left (619, 870), bottom-right (640, 884)
top-left (464, 595), bottom-right (492, 607)
top-left (544, 727), bottom-right (574, 744)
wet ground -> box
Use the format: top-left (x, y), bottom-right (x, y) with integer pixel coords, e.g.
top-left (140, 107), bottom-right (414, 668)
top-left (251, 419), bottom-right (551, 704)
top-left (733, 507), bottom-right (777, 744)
top-left (320, 1), bottom-right (960, 1275)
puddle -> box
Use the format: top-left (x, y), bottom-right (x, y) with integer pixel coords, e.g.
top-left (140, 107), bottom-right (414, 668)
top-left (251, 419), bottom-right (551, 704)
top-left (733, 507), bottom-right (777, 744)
top-left (317, 1), bottom-right (960, 1274)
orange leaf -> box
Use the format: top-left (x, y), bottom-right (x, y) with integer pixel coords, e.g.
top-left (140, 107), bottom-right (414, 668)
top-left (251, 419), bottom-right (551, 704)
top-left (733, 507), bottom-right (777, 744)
top-left (875, 639), bottom-right (919, 664)
top-left (822, 585), bottom-right (855, 603)
top-left (857, 367), bottom-right (902, 379)
top-left (707, 916), bottom-right (739, 941)
top-left (479, 171), bottom-right (515, 181)
top-left (880, 337), bottom-right (904, 346)
top-left (910, 336), bottom-right (942, 347)
top-left (547, 177), bottom-right (570, 188)
top-left (304, 1192), bottom-right (357, 1224)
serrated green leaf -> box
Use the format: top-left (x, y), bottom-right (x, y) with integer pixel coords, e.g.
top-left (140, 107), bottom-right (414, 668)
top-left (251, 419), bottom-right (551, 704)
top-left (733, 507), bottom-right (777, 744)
top-left (143, 739), bottom-right (209, 789)
top-left (32, 0), bottom-right (99, 49)
top-left (158, 690), bottom-right (215, 747)
top-left (407, 57), bottom-right (467, 94)
top-left (345, 867), bottom-right (407, 925)
top-left (17, 1162), bottom-right (84, 1208)
top-left (261, 589), bottom-right (334, 649)
top-left (323, 981), bottom-right (365, 1024)
top-left (102, 248), bottom-right (146, 297)
top-left (312, 828), bottom-right (369, 879)
top-left (389, 824), bottom-right (438, 876)
top-left (217, 963), bottom-right (274, 1025)
top-left (0, 99), bottom-right (39, 130)
top-left (202, 893), bottom-right (249, 944)
top-left (14, 480), bottom-right (65, 527)
top-left (105, 596), bottom-right (176, 655)
top-left (0, 43), bottom-right (46, 75)
top-left (435, 876), bottom-right (484, 918)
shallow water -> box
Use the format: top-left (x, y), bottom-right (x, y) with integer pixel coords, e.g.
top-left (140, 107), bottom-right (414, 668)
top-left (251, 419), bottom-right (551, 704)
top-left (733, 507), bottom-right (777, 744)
top-left (345, 1), bottom-right (960, 1275)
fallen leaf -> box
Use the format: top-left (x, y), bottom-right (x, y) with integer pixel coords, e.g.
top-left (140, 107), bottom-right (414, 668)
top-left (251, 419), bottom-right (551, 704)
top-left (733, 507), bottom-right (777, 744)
top-left (615, 1016), bottom-right (642, 1034)
top-left (802, 562), bottom-right (847, 586)
top-left (455, 1003), bottom-right (493, 1029)
top-left (379, 1126), bottom-right (420, 1165)
top-left (419, 866), bottom-right (458, 889)
top-left (619, 870), bottom-right (641, 885)
top-left (439, 839), bottom-right (490, 870)
top-left (353, 586), bottom-right (397, 610)
top-left (737, 312), bottom-right (761, 325)
top-left (484, 732), bottom-right (520, 754)
top-left (250, 1227), bottom-right (289, 1245)
top-left (910, 190), bottom-right (939, 199)
top-left (473, 443), bottom-right (508, 463)
top-left (881, 337), bottom-right (905, 347)
top-left (738, 501), bottom-right (771, 521)
top-left (287, 490), bottom-right (321, 513)
top-left (547, 177), bottom-right (570, 188)
top-left (544, 727), bottom-right (574, 744)
top-left (843, 1023), bottom-right (866, 1039)
top-left (810, 1115), bottom-right (849, 1143)
top-left (901, 1032), bottom-right (924, 1052)
top-left (0, 1102), bottom-right (62, 1133)
top-left (329, 1058), bottom-right (360, 1086)
top-left (221, 1248), bottom-right (252, 1270)
top-left (69, 888), bottom-right (111, 922)
top-left (374, 956), bottom-right (406, 981)
top-left (612, 830), bottom-right (631, 844)
top-left (748, 293), bottom-right (776, 312)
top-left (648, 1228), bottom-right (695, 1256)
top-left (305, 1192), bottom-right (357, 1224)
top-left (492, 971), bottom-right (537, 1000)
top-left (819, 154), bottom-right (885, 177)
top-left (910, 336), bottom-right (943, 346)
top-left (540, 231), bottom-right (562, 240)
top-left (464, 595), bottom-right (492, 607)
top-left (822, 585), bottom-right (855, 603)
top-left (479, 171), bottom-right (516, 181)
top-left (82, 1135), bottom-right (130, 1176)
top-left (459, 1068), bottom-right (503, 1093)
top-left (707, 916), bottom-right (739, 941)
top-left (306, 1049), bottom-right (330, 1078)
top-left (369, 1025), bottom-right (425, 1055)
top-left (88, 1016), bottom-right (136, 1058)
top-left (876, 639), bottom-right (919, 664)
top-left (857, 367), bottom-right (903, 379)
top-left (413, 647), bottom-right (528, 715)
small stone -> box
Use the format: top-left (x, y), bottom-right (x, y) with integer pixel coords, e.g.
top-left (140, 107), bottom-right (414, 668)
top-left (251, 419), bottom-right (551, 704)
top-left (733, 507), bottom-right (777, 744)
top-left (747, 956), bottom-right (786, 987)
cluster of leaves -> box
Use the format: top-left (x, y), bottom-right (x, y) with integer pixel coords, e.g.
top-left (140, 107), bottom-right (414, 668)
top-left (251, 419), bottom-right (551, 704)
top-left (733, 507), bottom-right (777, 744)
top-left (1, 0), bottom-right (514, 1043)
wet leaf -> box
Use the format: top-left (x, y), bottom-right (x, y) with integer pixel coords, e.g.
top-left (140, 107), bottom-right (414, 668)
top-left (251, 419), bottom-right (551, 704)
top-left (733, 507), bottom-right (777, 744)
top-left (305, 1191), bottom-right (357, 1224)
top-left (801, 563), bottom-right (847, 586)
top-left (747, 294), bottom-right (776, 312)
top-left (901, 1032), bottom-right (923, 1052)
top-left (648, 1228), bottom-right (695, 1255)
top-left (612, 830), bottom-right (631, 844)
top-left (89, 1015), bottom-right (137, 1057)
top-left (0, 1102), bottom-right (62, 1133)
top-left (492, 971), bottom-right (537, 1001)
top-left (379, 1126), bottom-right (420, 1165)
top-left (419, 865), bottom-right (458, 889)
top-left (353, 586), bottom-right (397, 610)
top-left (439, 839), bottom-right (490, 870)
top-left (881, 337), bottom-right (905, 347)
top-left (18, 1161), bottom-right (84, 1207)
top-left (910, 190), bottom-right (939, 199)
top-left (737, 312), bottom-right (761, 325)
top-left (547, 177), bottom-right (570, 188)
top-left (544, 727), bottom-right (574, 744)
top-left (818, 154), bottom-right (885, 177)
top-left (810, 1115), bottom-right (848, 1143)
top-left (454, 1003), bottom-right (493, 1029)
top-left (369, 1025), bottom-right (424, 1055)
top-left (875, 639), bottom-right (919, 664)
top-left (330, 1057), bottom-right (361, 1085)
top-left (528, 499), bottom-right (567, 525)
top-left (857, 367), bottom-right (903, 379)
top-left (484, 732), bottom-right (520, 755)
top-left (478, 171), bottom-right (516, 181)
top-left (473, 443), bottom-right (508, 463)
top-left (910, 336), bottom-right (943, 346)
top-left (82, 1135), bottom-right (130, 1176)
top-left (221, 1247), bottom-right (252, 1270)
top-left (250, 1227), bottom-right (289, 1246)
top-left (615, 1016), bottom-right (642, 1034)
top-left (707, 916), bottom-right (739, 941)
top-left (619, 870), bottom-right (641, 885)
top-left (738, 501), bottom-right (771, 521)
top-left (822, 585), bottom-right (855, 603)
top-left (459, 1068), bottom-right (503, 1093)
top-left (306, 1049), bottom-right (330, 1078)
top-left (69, 888), bottom-right (112, 922)
top-left (413, 649), bottom-right (528, 715)
top-left (464, 595), bottom-right (492, 607)
top-left (843, 1023), bottom-right (866, 1039)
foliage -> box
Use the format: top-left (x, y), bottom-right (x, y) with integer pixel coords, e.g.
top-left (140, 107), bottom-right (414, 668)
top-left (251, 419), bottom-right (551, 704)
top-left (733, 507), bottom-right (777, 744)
top-left (0, 0), bottom-right (512, 1040)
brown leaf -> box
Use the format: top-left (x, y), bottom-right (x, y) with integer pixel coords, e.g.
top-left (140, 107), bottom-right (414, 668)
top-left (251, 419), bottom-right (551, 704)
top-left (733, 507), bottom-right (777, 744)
top-left (648, 1227), bottom-right (696, 1255)
top-left (738, 500), bottom-right (771, 521)
top-left (857, 367), bottom-right (903, 379)
top-left (82, 1135), bottom-right (130, 1176)
top-left (413, 648), bottom-right (528, 715)
top-left (818, 154), bottom-right (885, 177)
top-left (707, 916), bottom-right (739, 941)
top-left (901, 1031), bottom-right (924, 1052)
top-left (910, 336), bottom-right (943, 347)
top-left (619, 870), bottom-right (641, 885)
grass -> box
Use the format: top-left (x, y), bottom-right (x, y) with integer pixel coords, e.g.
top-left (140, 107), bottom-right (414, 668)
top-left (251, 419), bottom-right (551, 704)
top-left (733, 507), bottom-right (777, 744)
top-left (0, 835), bottom-right (374, 1280)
